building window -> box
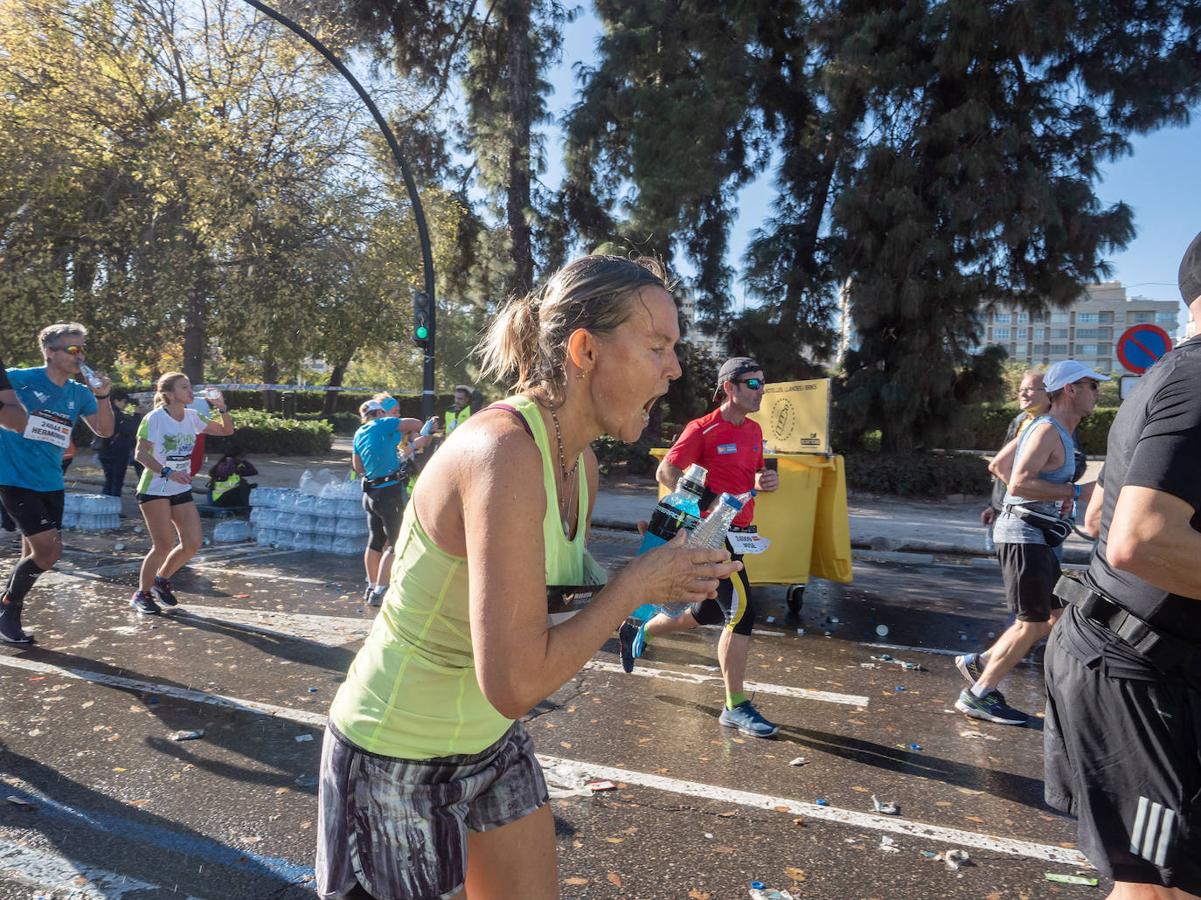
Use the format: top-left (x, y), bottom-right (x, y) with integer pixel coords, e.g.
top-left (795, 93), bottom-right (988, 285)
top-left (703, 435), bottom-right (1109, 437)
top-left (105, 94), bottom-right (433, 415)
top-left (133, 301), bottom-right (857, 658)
top-left (1099, 311), bottom-right (1113, 324)
top-left (994, 327), bottom-right (1010, 340)
top-left (993, 312), bottom-right (1011, 324)
top-left (1077, 343), bottom-right (1098, 356)
top-left (1017, 312), bottom-right (1029, 324)
top-left (1033, 327), bottom-right (1046, 340)
top-left (1049, 343), bottom-right (1068, 355)
top-left (1156, 311), bottom-right (1178, 325)
top-left (1078, 312), bottom-right (1100, 323)
top-left (1016, 328), bottom-right (1028, 340)
top-left (1052, 327), bottom-right (1069, 339)
top-left (1050, 311), bottom-right (1070, 324)
top-left (1077, 327), bottom-right (1102, 339)
top-left (1128, 311), bottom-right (1155, 324)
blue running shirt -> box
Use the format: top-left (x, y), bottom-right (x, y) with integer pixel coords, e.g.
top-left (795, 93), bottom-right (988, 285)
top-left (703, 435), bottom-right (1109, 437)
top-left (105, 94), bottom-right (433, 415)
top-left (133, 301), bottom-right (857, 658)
top-left (0, 367), bottom-right (98, 492)
top-left (352, 418), bottom-right (404, 485)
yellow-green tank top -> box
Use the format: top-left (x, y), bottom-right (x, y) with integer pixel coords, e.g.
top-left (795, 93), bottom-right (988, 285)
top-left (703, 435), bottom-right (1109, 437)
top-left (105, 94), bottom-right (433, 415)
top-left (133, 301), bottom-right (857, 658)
top-left (328, 395), bottom-right (595, 759)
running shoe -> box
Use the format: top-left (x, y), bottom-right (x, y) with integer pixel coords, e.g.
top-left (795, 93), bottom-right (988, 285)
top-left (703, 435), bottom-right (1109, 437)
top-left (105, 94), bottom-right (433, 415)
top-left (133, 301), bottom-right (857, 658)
top-left (719, 700), bottom-right (779, 738)
top-left (955, 687), bottom-right (1028, 726)
top-left (369, 586), bottom-right (387, 607)
top-left (151, 576), bottom-right (178, 607)
top-left (130, 590), bottom-right (162, 615)
top-left (0, 596), bottom-right (33, 644)
top-left (954, 652), bottom-right (984, 685)
top-left (618, 619), bottom-right (637, 673)
top-left (362, 584), bottom-right (375, 605)
top-left (632, 621), bottom-right (650, 661)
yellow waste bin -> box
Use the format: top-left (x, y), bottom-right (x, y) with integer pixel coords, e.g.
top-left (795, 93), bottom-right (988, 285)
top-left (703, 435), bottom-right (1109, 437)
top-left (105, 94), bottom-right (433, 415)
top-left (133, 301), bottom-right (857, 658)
top-left (648, 450), bottom-right (853, 611)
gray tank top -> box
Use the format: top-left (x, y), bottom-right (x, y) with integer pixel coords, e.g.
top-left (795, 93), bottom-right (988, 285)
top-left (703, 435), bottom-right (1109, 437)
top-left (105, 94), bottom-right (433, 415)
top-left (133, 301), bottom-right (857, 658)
top-left (993, 415), bottom-right (1077, 546)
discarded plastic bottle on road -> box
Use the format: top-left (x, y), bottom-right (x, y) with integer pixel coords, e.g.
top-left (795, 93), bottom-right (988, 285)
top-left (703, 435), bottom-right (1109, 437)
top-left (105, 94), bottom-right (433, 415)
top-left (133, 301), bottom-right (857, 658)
top-left (749, 882), bottom-right (795, 899)
top-left (79, 363), bottom-right (103, 390)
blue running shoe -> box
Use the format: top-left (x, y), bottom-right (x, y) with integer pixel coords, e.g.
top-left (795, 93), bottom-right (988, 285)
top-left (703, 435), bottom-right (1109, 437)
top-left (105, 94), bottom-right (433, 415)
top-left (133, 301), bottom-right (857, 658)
top-left (632, 622), bottom-right (649, 660)
top-left (719, 700), bottom-right (779, 738)
top-left (955, 687), bottom-right (1028, 726)
top-left (955, 652), bottom-right (984, 685)
top-left (130, 590), bottom-right (161, 615)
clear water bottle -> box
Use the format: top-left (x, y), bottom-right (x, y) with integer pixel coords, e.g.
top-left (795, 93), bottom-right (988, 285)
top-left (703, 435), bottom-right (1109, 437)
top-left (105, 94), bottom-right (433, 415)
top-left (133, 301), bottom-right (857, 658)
top-left (420, 416), bottom-right (438, 437)
top-left (686, 491), bottom-right (750, 551)
top-left (79, 363), bottom-right (103, 390)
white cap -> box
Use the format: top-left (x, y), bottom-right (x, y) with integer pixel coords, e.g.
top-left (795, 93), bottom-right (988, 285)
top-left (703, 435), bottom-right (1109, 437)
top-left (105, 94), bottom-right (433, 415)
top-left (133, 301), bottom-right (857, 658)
top-left (363, 400), bottom-right (386, 413)
top-left (1044, 359), bottom-right (1111, 393)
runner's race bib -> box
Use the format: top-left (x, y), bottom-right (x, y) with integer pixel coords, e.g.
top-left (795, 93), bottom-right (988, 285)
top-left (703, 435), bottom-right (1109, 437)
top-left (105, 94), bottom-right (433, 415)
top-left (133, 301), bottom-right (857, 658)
top-left (23, 410), bottom-right (73, 448)
top-left (727, 532), bottom-right (770, 555)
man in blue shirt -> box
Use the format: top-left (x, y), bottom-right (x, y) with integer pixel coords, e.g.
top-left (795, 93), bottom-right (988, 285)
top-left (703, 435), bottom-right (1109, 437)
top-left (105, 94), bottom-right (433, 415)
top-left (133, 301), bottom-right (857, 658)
top-left (0, 323), bottom-right (114, 643)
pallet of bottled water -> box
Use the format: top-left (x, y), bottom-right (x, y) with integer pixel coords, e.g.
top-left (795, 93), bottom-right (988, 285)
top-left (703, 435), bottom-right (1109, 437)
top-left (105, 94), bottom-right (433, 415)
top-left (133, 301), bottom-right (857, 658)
top-left (61, 493), bottom-right (121, 531)
top-left (249, 469), bottom-right (366, 556)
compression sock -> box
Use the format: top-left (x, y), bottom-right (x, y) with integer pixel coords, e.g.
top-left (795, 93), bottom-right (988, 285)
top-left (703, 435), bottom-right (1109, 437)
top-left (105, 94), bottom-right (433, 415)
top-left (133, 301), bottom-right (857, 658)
top-left (970, 681), bottom-right (992, 699)
top-left (726, 690), bottom-right (748, 710)
top-left (6, 557), bottom-right (46, 605)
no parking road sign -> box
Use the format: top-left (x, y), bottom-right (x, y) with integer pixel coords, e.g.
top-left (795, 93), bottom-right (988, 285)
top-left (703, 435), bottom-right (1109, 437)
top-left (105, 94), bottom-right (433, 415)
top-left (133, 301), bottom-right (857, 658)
top-left (1116, 324), bottom-right (1173, 375)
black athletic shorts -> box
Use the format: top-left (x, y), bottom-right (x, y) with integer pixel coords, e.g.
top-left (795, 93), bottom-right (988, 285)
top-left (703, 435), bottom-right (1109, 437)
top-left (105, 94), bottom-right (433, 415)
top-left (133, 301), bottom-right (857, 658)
top-left (1045, 605), bottom-right (1201, 892)
top-left (0, 485), bottom-right (64, 537)
top-left (690, 535), bottom-right (756, 636)
top-left (137, 491), bottom-right (195, 507)
top-left (997, 541), bottom-right (1063, 623)
top-left (362, 483), bottom-right (405, 553)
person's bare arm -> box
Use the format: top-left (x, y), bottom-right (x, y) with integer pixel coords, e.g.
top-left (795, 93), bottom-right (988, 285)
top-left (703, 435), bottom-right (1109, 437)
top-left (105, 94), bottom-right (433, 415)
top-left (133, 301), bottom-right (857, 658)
top-left (988, 435), bottom-right (1020, 484)
top-left (656, 457), bottom-right (683, 491)
top-left (466, 428), bottom-right (737, 718)
top-left (1008, 425), bottom-right (1076, 502)
top-left (351, 451), bottom-right (364, 476)
top-left (0, 392), bottom-right (26, 432)
top-left (81, 372), bottom-right (114, 439)
top-left (1082, 481), bottom-right (1104, 538)
top-left (1107, 486), bottom-right (1201, 599)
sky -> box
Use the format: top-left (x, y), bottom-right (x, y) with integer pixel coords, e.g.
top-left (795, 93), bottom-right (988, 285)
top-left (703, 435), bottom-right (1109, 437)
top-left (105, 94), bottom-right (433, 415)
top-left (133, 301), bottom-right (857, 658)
top-left (540, 6), bottom-right (1201, 321)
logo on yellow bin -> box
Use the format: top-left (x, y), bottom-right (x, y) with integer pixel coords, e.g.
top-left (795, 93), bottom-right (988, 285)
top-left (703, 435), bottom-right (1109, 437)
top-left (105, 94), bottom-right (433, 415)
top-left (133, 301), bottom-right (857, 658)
top-left (771, 399), bottom-right (796, 442)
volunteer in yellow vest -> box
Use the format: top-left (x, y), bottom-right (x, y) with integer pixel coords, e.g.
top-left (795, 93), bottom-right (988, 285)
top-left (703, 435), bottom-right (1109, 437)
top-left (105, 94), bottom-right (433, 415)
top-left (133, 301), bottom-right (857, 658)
top-left (443, 384), bottom-right (473, 434)
top-left (317, 255), bottom-right (740, 900)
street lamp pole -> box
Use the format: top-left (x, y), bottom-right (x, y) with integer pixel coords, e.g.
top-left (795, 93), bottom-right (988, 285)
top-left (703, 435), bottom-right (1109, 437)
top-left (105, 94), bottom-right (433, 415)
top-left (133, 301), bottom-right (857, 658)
top-left (237, 0), bottom-right (437, 419)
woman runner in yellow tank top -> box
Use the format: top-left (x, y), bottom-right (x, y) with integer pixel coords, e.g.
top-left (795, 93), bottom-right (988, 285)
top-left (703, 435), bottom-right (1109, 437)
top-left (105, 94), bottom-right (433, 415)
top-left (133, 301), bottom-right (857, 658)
top-left (317, 256), bottom-right (741, 900)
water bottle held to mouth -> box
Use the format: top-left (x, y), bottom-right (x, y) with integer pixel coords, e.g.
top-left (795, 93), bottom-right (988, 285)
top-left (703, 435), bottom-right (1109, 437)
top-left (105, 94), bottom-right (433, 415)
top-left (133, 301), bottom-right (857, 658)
top-left (79, 363), bottom-right (103, 390)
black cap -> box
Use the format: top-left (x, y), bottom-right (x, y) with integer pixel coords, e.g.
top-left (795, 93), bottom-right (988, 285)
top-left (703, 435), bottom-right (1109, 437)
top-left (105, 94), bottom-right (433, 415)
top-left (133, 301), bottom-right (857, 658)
top-left (714, 357), bottom-right (762, 399)
top-left (1180, 230), bottom-right (1201, 306)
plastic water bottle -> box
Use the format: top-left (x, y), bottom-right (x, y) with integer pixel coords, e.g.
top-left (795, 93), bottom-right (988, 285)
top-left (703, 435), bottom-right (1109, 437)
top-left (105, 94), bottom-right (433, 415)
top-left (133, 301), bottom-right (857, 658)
top-left (687, 491), bottom-right (750, 551)
top-left (78, 363), bottom-right (103, 390)
top-left (420, 416), bottom-right (438, 437)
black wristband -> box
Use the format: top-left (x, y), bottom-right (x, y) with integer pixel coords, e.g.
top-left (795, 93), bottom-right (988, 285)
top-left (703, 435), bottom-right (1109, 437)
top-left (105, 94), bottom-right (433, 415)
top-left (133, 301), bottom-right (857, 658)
top-left (0, 362), bottom-right (10, 392)
top-left (95, 393), bottom-right (111, 400)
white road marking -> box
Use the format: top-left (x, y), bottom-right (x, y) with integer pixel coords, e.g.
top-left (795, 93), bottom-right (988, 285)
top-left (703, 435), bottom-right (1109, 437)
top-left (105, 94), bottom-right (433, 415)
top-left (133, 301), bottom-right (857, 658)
top-left (0, 656), bottom-right (1086, 868)
top-left (0, 654), bottom-right (326, 727)
top-left (584, 659), bottom-right (869, 708)
top-left (0, 834), bottom-right (160, 898)
top-left (538, 755), bottom-right (1089, 867)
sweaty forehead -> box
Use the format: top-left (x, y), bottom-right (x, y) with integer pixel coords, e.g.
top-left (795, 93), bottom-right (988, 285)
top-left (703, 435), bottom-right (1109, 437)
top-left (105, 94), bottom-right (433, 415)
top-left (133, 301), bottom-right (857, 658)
top-left (634, 288), bottom-right (679, 341)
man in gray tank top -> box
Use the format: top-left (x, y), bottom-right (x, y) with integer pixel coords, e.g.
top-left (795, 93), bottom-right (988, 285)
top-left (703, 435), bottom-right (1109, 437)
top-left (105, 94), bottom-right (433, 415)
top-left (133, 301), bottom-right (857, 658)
top-left (954, 358), bottom-right (1105, 725)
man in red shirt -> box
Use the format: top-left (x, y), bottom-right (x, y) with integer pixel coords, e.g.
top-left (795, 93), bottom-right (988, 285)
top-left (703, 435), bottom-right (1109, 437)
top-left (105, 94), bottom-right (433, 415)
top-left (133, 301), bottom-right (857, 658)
top-left (634, 357), bottom-right (781, 737)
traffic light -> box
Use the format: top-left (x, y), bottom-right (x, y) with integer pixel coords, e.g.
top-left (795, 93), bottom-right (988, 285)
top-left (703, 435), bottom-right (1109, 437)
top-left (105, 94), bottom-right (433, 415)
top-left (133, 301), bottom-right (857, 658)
top-left (413, 291), bottom-right (431, 348)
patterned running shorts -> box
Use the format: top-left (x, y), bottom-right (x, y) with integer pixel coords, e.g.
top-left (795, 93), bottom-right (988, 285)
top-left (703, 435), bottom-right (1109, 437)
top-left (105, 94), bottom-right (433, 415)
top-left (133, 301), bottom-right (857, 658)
top-left (316, 722), bottom-right (548, 900)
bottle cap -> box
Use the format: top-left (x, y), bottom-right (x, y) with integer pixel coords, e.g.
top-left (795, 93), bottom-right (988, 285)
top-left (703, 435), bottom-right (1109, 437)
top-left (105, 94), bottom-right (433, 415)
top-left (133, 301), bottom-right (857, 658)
top-left (721, 492), bottom-right (745, 511)
top-left (679, 463), bottom-right (708, 494)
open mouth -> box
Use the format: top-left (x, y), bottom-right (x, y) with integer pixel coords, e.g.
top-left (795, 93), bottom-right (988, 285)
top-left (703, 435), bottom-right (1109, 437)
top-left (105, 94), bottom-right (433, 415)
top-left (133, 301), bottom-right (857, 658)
top-left (641, 394), bottom-right (662, 422)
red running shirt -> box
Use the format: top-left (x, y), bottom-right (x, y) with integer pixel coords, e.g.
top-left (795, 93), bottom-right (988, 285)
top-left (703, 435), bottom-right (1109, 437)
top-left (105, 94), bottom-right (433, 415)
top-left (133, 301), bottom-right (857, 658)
top-left (664, 408), bottom-right (763, 527)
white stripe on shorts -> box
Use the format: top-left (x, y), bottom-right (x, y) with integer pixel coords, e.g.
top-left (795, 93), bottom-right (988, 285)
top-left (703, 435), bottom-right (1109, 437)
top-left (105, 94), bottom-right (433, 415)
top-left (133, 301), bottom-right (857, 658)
top-left (1130, 796), bottom-right (1176, 868)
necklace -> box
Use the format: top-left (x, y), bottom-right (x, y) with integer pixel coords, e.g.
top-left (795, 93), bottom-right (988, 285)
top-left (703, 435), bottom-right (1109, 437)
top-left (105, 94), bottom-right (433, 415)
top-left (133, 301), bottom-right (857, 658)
top-left (549, 408), bottom-right (579, 536)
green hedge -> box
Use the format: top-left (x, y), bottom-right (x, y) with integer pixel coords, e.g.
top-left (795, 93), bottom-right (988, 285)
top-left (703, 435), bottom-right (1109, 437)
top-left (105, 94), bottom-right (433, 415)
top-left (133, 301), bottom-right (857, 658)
top-left (844, 451), bottom-right (991, 497)
top-left (297, 411), bottom-right (360, 436)
top-left (948, 404), bottom-right (1117, 455)
top-left (592, 436), bottom-right (656, 476)
top-left (206, 410), bottom-right (333, 456)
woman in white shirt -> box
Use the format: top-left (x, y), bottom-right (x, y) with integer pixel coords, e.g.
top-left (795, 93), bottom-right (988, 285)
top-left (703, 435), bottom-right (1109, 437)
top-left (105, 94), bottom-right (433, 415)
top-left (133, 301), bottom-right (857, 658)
top-left (131, 372), bottom-right (233, 614)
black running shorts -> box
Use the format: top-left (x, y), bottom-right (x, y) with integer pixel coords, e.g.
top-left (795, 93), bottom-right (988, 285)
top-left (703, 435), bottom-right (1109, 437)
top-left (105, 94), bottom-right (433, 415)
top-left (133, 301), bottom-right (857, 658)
top-left (0, 485), bottom-right (64, 537)
top-left (1045, 605), bottom-right (1201, 892)
top-left (997, 541), bottom-right (1063, 623)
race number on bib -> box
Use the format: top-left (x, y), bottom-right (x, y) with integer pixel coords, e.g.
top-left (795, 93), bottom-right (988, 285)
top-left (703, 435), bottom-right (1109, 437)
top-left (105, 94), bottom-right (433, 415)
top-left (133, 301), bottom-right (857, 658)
top-left (727, 532), bottom-right (770, 555)
top-left (23, 410), bottom-right (73, 448)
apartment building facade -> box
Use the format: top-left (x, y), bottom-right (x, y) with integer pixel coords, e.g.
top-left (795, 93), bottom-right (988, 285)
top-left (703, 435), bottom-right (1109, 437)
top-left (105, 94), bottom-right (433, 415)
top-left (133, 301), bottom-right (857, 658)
top-left (980, 283), bottom-right (1181, 374)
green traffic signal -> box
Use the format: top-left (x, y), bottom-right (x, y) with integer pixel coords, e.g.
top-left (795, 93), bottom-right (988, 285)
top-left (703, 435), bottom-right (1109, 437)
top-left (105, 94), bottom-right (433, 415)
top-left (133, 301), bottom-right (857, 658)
top-left (415, 324), bottom-right (429, 340)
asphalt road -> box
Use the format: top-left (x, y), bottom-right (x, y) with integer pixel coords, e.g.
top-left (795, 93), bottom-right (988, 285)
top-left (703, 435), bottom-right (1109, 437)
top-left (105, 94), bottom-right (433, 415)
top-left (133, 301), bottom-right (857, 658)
top-left (0, 521), bottom-right (1099, 899)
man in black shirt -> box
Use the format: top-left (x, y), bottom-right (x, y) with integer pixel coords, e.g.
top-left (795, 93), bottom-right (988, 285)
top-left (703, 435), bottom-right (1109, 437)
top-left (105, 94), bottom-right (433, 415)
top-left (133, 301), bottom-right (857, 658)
top-left (1044, 231), bottom-right (1201, 896)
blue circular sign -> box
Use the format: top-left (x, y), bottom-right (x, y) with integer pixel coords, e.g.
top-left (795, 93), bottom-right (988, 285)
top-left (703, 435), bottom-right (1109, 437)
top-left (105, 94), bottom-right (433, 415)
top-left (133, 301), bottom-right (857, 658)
top-left (1116, 324), bottom-right (1172, 375)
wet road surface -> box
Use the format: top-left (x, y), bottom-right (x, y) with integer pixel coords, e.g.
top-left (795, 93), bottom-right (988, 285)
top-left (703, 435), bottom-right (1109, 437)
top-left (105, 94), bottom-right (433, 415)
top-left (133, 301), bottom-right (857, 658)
top-left (0, 523), bottom-right (1099, 898)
